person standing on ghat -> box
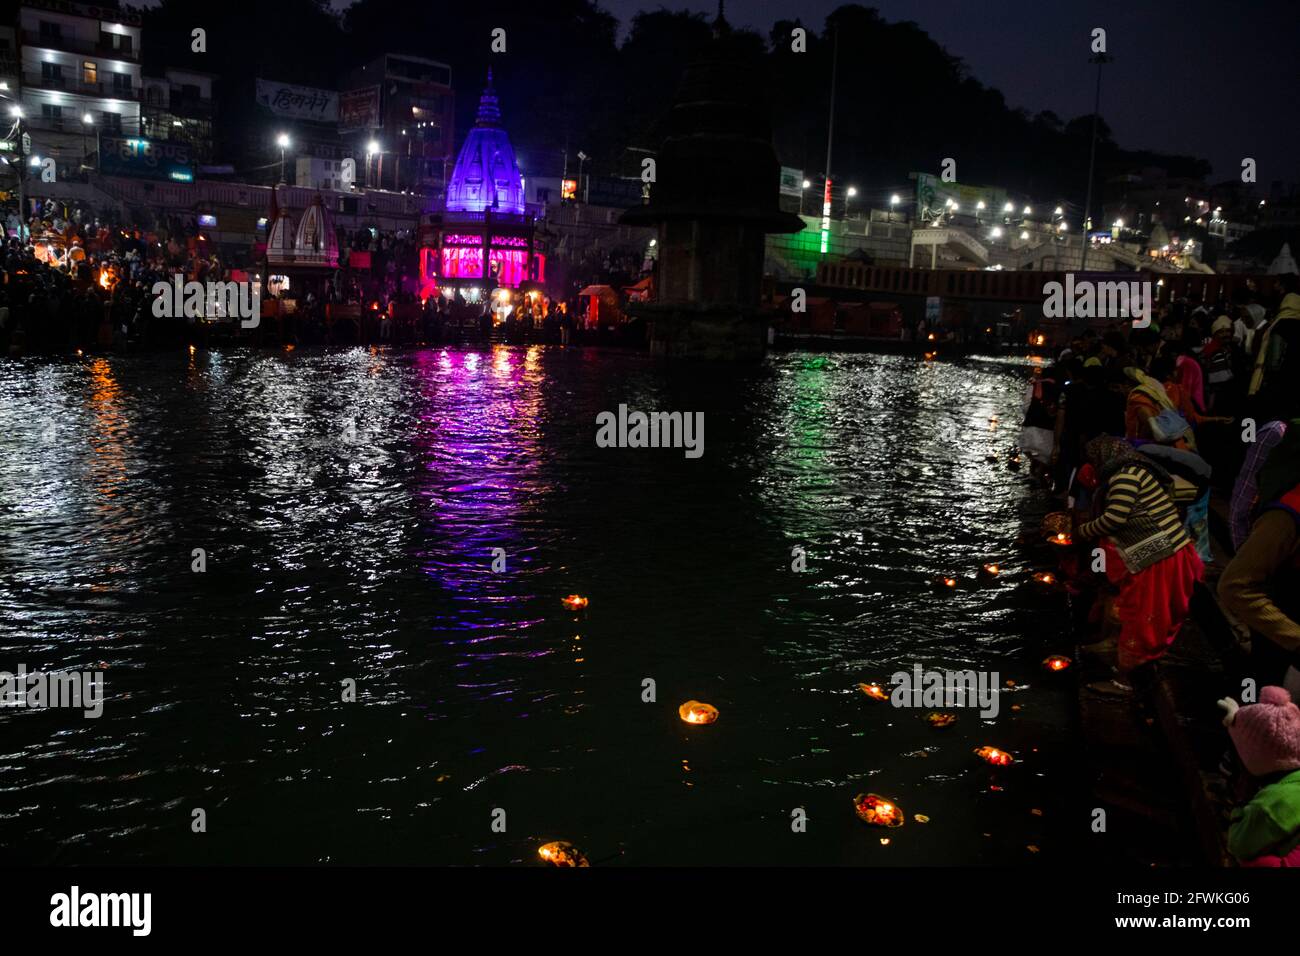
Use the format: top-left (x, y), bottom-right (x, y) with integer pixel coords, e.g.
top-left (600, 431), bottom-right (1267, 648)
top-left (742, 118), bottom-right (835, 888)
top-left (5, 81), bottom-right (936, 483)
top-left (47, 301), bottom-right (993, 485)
top-left (1220, 400), bottom-right (1300, 695)
top-left (1075, 435), bottom-right (1205, 697)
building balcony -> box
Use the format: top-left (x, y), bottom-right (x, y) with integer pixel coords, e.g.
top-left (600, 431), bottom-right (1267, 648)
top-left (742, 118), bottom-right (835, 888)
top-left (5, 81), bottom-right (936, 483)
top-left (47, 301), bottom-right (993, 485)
top-left (22, 71), bottom-right (138, 99)
top-left (20, 30), bottom-right (140, 61)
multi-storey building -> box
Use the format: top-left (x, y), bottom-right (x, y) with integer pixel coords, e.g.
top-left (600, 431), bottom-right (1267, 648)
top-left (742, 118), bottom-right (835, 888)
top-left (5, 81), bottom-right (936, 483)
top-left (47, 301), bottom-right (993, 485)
top-left (339, 52), bottom-right (454, 198)
top-left (15, 0), bottom-right (142, 172)
top-left (141, 67), bottom-right (215, 164)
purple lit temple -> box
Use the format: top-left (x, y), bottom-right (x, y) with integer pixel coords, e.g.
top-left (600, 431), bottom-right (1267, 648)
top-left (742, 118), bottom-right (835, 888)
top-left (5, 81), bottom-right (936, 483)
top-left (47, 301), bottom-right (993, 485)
top-left (420, 70), bottom-right (542, 297)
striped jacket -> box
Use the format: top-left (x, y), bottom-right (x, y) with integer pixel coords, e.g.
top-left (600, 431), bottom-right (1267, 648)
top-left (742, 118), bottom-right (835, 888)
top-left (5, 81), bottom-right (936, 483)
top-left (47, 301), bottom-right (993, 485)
top-left (1079, 462), bottom-right (1191, 573)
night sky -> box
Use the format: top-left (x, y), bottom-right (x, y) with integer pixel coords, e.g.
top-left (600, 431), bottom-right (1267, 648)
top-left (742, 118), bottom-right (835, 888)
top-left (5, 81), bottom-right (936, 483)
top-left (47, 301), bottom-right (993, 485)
top-left (594, 0), bottom-right (1299, 188)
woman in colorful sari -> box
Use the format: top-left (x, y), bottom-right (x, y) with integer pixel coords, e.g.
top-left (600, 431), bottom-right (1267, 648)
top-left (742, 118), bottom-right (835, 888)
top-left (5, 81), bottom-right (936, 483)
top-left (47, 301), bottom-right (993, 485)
top-left (1124, 364), bottom-right (1196, 452)
top-left (1077, 436), bottom-right (1206, 696)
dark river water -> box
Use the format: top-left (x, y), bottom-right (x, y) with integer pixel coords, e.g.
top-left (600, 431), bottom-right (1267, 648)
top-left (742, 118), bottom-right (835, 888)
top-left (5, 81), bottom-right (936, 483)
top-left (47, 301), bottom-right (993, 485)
top-left (0, 346), bottom-right (1074, 865)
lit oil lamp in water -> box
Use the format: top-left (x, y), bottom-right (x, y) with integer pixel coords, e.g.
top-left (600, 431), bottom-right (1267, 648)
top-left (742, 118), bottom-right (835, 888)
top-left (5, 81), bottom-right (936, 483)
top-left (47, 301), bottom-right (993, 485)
top-left (858, 683), bottom-right (889, 702)
top-left (678, 700), bottom-right (719, 724)
top-left (974, 745), bottom-right (1014, 767)
top-left (538, 841), bottom-right (590, 867)
top-left (1032, 571), bottom-right (1056, 586)
top-left (926, 712), bottom-right (957, 728)
top-left (561, 594), bottom-right (589, 611)
top-left (1042, 655), bottom-right (1072, 672)
top-left (854, 793), bottom-right (905, 828)
top-left (1048, 531), bottom-right (1072, 547)
top-left (979, 563), bottom-right (1001, 579)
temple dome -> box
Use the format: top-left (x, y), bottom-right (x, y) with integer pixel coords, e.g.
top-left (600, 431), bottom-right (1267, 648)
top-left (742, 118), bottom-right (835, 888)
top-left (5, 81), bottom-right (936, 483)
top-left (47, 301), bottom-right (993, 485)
top-left (266, 187), bottom-right (295, 265)
top-left (444, 69), bottom-right (525, 216)
top-left (293, 194), bottom-right (339, 268)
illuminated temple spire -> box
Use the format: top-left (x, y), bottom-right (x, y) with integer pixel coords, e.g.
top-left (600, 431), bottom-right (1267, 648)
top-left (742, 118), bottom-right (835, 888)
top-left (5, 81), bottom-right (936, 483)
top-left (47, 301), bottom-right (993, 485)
top-left (444, 69), bottom-right (525, 215)
top-left (475, 67), bottom-right (501, 127)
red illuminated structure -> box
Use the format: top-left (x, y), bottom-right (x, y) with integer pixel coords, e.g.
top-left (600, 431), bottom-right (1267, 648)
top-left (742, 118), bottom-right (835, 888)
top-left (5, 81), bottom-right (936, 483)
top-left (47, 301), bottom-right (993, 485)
top-left (419, 70), bottom-right (542, 299)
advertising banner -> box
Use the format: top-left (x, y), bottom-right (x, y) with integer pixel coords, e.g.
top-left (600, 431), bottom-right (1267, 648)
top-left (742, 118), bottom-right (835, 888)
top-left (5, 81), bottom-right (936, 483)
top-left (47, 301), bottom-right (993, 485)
top-left (256, 79), bottom-right (338, 123)
top-left (779, 166), bottom-right (804, 198)
top-left (339, 86), bottom-right (381, 131)
top-left (914, 172), bottom-right (1008, 223)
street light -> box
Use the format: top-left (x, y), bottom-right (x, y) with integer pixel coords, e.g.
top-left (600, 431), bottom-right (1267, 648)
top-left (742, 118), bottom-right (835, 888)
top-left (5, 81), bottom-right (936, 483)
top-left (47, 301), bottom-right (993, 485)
top-left (366, 138), bottom-right (381, 188)
top-left (276, 132), bottom-right (291, 184)
top-left (80, 112), bottom-right (94, 169)
top-left (577, 150), bottom-right (589, 203)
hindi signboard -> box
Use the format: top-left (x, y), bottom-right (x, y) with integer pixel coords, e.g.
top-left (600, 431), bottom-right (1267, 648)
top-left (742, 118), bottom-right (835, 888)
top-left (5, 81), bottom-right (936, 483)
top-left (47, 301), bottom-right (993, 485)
top-left (255, 79), bottom-right (338, 123)
top-left (99, 137), bottom-right (194, 182)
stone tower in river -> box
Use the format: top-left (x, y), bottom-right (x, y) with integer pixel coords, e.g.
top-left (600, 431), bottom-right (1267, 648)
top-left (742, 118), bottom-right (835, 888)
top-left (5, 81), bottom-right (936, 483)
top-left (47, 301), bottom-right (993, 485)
top-left (620, 9), bottom-right (803, 360)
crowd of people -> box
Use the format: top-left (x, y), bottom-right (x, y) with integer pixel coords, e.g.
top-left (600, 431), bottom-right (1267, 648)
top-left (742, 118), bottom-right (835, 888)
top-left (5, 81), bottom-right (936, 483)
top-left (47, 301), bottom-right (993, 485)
top-left (1018, 272), bottom-right (1300, 866)
top-left (0, 201), bottom-right (649, 354)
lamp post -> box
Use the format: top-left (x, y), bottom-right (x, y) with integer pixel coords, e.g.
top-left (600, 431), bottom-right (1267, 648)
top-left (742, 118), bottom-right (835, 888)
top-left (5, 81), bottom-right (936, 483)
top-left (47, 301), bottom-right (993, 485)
top-left (11, 105), bottom-right (25, 236)
top-left (80, 112), bottom-right (94, 170)
top-left (577, 150), bottom-right (588, 204)
top-left (1078, 50), bottom-right (1112, 273)
top-left (276, 132), bottom-right (291, 185)
top-left (366, 139), bottom-right (379, 188)
top-left (821, 17), bottom-right (839, 256)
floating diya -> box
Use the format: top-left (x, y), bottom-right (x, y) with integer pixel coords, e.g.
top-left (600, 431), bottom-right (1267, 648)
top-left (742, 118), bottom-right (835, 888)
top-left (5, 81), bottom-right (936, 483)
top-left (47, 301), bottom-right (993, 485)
top-left (974, 745), bottom-right (1014, 767)
top-left (678, 700), bottom-right (719, 724)
top-left (979, 563), bottom-right (1001, 578)
top-left (1048, 531), bottom-right (1072, 547)
top-left (853, 793), bottom-right (905, 828)
top-left (561, 594), bottom-right (589, 611)
top-left (1032, 571), bottom-right (1057, 586)
top-left (925, 711), bottom-right (957, 728)
top-left (858, 682), bottom-right (889, 702)
top-left (1042, 654), bottom-right (1072, 672)
top-left (538, 841), bottom-right (590, 867)
top-left (931, 576), bottom-right (959, 591)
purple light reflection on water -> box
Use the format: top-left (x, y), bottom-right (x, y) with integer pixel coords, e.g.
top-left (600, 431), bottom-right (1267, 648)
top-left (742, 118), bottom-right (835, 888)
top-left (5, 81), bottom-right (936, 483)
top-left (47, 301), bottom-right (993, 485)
top-left (411, 345), bottom-right (559, 709)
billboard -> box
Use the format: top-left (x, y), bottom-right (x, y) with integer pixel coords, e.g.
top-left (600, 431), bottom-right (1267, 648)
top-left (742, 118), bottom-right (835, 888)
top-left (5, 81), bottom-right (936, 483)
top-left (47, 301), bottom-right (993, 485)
top-left (255, 79), bottom-right (338, 123)
top-left (99, 137), bottom-right (194, 182)
top-left (584, 176), bottom-right (644, 209)
top-left (779, 166), bottom-right (804, 198)
top-left (339, 86), bottom-right (381, 132)
top-left (914, 172), bottom-right (1008, 223)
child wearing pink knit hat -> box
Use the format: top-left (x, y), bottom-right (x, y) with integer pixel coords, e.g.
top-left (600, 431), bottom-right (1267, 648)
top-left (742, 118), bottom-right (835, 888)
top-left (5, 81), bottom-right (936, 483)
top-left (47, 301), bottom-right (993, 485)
top-left (1218, 687), bottom-right (1300, 866)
